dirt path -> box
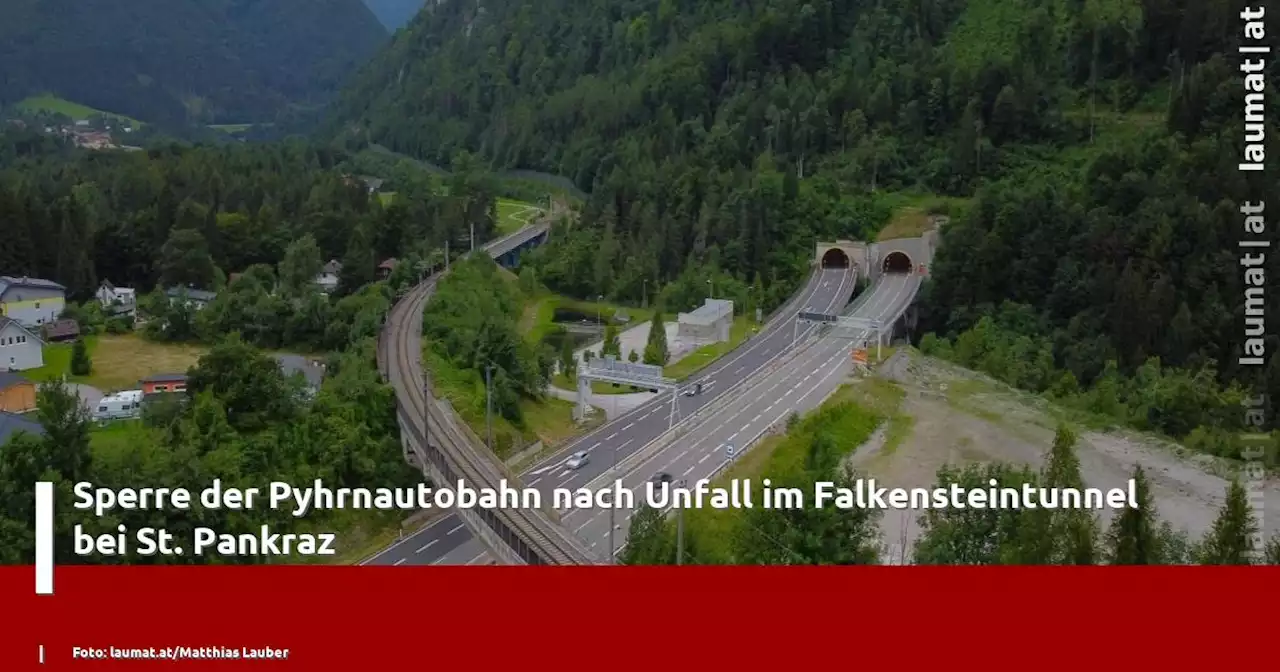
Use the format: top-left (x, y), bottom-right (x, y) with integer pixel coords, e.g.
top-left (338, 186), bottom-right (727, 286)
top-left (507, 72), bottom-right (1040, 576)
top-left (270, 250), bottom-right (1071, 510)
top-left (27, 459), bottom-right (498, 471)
top-left (848, 351), bottom-right (1279, 564)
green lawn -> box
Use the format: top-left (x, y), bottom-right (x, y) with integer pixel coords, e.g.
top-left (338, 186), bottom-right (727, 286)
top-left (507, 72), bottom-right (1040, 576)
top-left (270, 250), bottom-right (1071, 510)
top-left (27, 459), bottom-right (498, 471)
top-left (663, 317), bottom-right (755, 381)
top-left (23, 333), bottom-right (207, 392)
top-left (423, 340), bottom-right (594, 457)
top-left (209, 123), bottom-right (253, 133)
top-left (520, 294), bottom-right (653, 347)
top-left (496, 198), bottom-right (543, 235)
top-left (18, 93), bottom-right (142, 126)
top-left (679, 381), bottom-right (897, 562)
top-left (377, 192), bottom-right (396, 206)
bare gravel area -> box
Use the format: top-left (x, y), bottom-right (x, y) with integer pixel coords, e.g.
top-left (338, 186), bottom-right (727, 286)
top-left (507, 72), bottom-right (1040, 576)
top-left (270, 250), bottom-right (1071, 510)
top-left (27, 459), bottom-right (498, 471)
top-left (847, 350), bottom-right (1279, 564)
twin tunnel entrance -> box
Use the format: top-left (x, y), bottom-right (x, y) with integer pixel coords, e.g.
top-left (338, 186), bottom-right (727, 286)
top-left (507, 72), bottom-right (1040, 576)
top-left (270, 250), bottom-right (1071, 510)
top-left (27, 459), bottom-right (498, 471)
top-left (821, 248), bottom-right (851, 269)
top-left (819, 247), bottom-right (913, 274)
top-left (882, 251), bottom-right (911, 274)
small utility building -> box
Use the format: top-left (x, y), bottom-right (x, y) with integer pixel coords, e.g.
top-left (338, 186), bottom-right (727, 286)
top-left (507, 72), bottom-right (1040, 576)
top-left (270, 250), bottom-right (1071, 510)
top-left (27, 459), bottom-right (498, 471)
top-left (677, 298), bottom-right (734, 344)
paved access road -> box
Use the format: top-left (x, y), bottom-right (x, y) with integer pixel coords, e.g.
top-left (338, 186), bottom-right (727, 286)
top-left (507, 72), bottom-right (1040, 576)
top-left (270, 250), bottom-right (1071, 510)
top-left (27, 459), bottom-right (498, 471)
top-left (364, 265), bottom-right (857, 565)
top-left (418, 272), bottom-right (922, 564)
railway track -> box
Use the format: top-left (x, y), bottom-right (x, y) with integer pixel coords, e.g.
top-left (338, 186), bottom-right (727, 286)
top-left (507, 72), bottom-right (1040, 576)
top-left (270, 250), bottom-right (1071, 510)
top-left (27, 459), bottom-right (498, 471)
top-left (378, 224), bottom-right (597, 565)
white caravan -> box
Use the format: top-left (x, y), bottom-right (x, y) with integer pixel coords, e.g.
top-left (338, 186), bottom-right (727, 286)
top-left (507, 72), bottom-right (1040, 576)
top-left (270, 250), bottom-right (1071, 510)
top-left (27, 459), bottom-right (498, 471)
top-left (93, 390), bottom-right (144, 422)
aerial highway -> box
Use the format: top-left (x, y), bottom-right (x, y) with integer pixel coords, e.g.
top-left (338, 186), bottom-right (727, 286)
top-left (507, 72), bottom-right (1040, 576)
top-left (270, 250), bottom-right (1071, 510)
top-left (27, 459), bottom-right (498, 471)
top-left (423, 270), bottom-right (922, 564)
top-left (365, 262), bottom-right (858, 565)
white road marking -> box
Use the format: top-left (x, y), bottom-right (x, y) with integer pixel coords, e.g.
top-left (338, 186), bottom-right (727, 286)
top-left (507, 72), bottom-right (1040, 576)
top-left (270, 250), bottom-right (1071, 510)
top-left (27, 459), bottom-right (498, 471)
top-left (682, 464), bottom-right (696, 476)
top-left (447, 524), bottom-right (464, 535)
top-left (394, 558), bottom-right (407, 566)
top-left (698, 453), bottom-right (710, 464)
top-left (416, 539), bottom-right (438, 554)
top-left (623, 423), bottom-right (634, 430)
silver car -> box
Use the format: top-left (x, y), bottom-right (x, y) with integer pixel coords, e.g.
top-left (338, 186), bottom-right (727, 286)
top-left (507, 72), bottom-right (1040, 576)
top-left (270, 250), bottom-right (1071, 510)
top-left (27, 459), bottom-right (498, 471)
top-left (566, 451), bottom-right (590, 470)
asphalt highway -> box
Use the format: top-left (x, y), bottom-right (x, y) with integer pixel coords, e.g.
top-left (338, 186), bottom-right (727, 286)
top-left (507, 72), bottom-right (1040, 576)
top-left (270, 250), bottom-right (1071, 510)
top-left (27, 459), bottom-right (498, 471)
top-left (415, 272), bottom-right (922, 565)
top-left (364, 265), bottom-right (857, 565)
top-left (561, 272), bottom-right (922, 558)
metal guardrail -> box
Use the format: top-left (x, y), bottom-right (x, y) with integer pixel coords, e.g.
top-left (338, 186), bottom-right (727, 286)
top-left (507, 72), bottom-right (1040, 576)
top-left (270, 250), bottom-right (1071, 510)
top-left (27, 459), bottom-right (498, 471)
top-left (379, 220), bottom-right (596, 565)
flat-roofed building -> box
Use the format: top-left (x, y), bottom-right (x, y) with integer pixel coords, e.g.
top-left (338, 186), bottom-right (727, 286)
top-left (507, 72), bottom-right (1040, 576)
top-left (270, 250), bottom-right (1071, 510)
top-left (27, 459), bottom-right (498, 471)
top-left (677, 298), bottom-right (734, 344)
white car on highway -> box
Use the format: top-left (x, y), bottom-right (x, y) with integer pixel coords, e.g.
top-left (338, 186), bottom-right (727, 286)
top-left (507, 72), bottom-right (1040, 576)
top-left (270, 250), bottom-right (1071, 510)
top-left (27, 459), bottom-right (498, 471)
top-left (566, 451), bottom-right (590, 470)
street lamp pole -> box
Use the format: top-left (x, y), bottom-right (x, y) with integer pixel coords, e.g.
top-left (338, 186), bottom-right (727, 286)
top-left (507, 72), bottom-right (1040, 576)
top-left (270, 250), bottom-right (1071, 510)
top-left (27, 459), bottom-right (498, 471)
top-left (676, 478), bottom-right (687, 565)
top-left (608, 440), bottom-right (618, 563)
top-left (596, 294), bottom-right (604, 355)
top-left (484, 363), bottom-right (494, 452)
top-left (706, 278), bottom-right (713, 300)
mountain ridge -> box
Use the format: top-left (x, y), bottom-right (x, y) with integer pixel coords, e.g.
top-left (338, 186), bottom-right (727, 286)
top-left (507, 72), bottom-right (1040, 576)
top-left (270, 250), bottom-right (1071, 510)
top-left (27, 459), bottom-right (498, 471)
top-left (0, 0), bottom-right (388, 125)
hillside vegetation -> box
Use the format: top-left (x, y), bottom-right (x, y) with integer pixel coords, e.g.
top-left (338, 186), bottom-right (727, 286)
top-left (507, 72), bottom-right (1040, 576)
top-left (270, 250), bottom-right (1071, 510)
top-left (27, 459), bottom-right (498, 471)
top-left (363, 0), bottom-right (426, 31)
top-left (0, 0), bottom-right (387, 125)
top-left (332, 0), bottom-right (1277, 434)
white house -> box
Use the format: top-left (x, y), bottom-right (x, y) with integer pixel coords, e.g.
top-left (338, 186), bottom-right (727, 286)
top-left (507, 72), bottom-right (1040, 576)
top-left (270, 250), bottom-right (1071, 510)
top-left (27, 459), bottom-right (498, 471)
top-left (0, 276), bottom-right (66, 328)
top-left (314, 260), bottom-right (342, 293)
top-left (96, 280), bottom-right (137, 317)
top-left (0, 316), bottom-right (44, 371)
top-left (165, 287), bottom-right (218, 310)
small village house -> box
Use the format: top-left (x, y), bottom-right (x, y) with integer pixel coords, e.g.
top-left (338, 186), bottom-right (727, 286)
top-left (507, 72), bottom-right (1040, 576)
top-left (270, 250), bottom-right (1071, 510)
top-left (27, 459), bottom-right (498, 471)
top-left (96, 280), bottom-right (137, 318)
top-left (139, 373), bottom-right (188, 395)
top-left (164, 287), bottom-right (218, 311)
top-left (0, 410), bottom-right (44, 445)
top-left (0, 275), bottom-right (66, 328)
top-left (0, 371), bottom-right (38, 413)
top-left (41, 319), bottom-right (80, 343)
top-left (376, 258), bottom-right (398, 280)
top-left (274, 354), bottom-right (325, 397)
top-left (0, 316), bottom-right (44, 372)
top-left (315, 260), bottom-right (342, 293)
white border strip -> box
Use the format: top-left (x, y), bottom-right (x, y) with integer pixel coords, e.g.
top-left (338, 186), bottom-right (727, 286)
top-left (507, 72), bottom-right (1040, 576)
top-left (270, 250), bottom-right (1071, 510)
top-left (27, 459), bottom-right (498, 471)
top-left (35, 481), bottom-right (53, 595)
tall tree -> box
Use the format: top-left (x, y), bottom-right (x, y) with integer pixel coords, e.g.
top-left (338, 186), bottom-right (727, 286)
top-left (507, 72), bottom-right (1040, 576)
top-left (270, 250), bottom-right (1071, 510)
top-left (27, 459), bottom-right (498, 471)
top-left (643, 310), bottom-right (669, 366)
top-left (159, 228), bottom-right (217, 289)
top-left (1105, 466), bottom-right (1160, 564)
top-left (1198, 480), bottom-right (1259, 565)
top-left (278, 234), bottom-right (323, 299)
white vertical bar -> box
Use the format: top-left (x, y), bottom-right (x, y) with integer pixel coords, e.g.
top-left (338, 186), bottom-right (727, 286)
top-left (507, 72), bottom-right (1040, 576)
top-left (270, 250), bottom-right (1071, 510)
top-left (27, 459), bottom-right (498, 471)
top-left (35, 481), bottom-right (53, 595)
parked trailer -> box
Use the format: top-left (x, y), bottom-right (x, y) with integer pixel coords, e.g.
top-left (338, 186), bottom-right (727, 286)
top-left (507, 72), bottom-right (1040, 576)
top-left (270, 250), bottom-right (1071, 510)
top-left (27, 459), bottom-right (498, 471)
top-left (93, 390), bottom-right (144, 422)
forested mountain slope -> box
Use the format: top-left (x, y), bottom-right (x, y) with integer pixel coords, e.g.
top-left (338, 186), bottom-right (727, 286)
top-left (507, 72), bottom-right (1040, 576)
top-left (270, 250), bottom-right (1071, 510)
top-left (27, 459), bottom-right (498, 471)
top-left (0, 0), bottom-right (387, 125)
top-left (333, 0), bottom-right (1278, 424)
top-left (363, 0), bottom-right (426, 30)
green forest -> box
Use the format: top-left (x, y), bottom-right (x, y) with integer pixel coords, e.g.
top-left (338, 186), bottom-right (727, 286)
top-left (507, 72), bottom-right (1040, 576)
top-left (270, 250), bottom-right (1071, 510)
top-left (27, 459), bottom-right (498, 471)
top-left (0, 0), bottom-right (387, 126)
top-left (0, 128), bottom-right (510, 563)
top-left (0, 132), bottom-right (498, 304)
top-left (333, 0), bottom-right (1277, 433)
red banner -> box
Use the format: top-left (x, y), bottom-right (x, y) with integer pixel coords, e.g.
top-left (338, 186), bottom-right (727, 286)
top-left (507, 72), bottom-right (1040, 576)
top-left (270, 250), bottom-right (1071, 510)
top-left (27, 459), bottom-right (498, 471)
top-left (2, 566), bottom-right (1275, 669)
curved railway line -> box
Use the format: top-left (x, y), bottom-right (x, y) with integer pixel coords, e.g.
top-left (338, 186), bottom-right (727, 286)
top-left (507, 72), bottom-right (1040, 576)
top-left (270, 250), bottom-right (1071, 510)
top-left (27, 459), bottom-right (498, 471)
top-left (377, 224), bottom-right (597, 565)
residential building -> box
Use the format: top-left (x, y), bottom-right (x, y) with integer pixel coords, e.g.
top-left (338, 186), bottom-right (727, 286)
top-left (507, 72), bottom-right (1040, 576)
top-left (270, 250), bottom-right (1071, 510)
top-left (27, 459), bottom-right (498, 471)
top-left (315, 260), bottom-right (342, 293)
top-left (0, 275), bottom-right (66, 328)
top-left (41, 319), bottom-right (80, 343)
top-left (140, 373), bottom-right (188, 395)
top-left (377, 258), bottom-right (398, 280)
top-left (0, 410), bottom-right (44, 446)
top-left (0, 371), bottom-right (37, 413)
top-left (0, 316), bottom-right (44, 372)
top-left (164, 287), bottom-right (218, 311)
top-left (275, 354), bottom-right (325, 397)
top-left (96, 280), bottom-right (137, 318)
